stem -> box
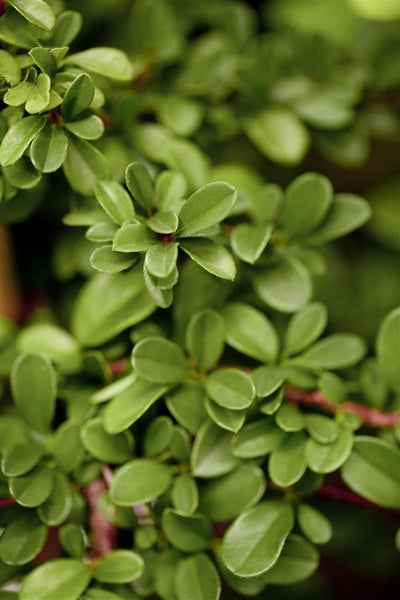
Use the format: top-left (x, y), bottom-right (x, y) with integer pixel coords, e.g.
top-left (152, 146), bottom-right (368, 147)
top-left (284, 385), bottom-right (400, 428)
top-left (0, 225), bottom-right (23, 323)
top-left (0, 497), bottom-right (17, 508)
top-left (82, 478), bottom-right (119, 558)
top-left (316, 484), bottom-right (400, 515)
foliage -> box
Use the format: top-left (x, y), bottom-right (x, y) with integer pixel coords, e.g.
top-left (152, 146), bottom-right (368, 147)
top-left (0, 1), bottom-right (399, 599)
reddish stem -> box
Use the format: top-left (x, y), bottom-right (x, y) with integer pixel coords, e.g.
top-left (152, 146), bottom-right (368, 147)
top-left (316, 484), bottom-right (400, 515)
top-left (0, 497), bottom-right (17, 508)
top-left (284, 385), bottom-right (400, 428)
top-left (108, 358), bottom-right (128, 377)
top-left (82, 478), bottom-right (119, 558)
top-left (0, 0), bottom-right (5, 17)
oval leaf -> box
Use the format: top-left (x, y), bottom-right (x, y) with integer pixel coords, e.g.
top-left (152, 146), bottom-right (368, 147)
top-left (178, 181), bottom-right (236, 237)
top-left (109, 459), bottom-right (172, 505)
top-left (19, 559), bottom-right (91, 600)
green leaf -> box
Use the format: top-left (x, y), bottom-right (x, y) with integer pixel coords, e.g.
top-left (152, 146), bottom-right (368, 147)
top-left (205, 369), bottom-right (255, 410)
top-left (8, 0), bottom-right (55, 30)
top-left (341, 436), bottom-right (400, 509)
top-left (67, 47), bottom-right (135, 81)
top-left (29, 47), bottom-right (57, 77)
top-left (30, 125), bottom-right (68, 173)
top-left (155, 170), bottom-right (187, 210)
top-left (0, 116), bottom-right (46, 167)
top-left (132, 337), bottom-right (189, 384)
top-left (90, 245), bottom-right (137, 273)
top-left (297, 504), bottom-right (332, 544)
top-left (171, 473), bottom-right (199, 514)
top-left (198, 463), bottom-right (266, 522)
top-left (244, 107), bottom-right (310, 165)
top-left (94, 181), bottom-right (135, 225)
top-left (186, 309), bottom-right (225, 371)
top-left (1, 441), bottom-right (42, 476)
top-left (53, 420), bottom-right (84, 473)
top-left (230, 222), bottom-right (272, 264)
top-left (305, 414), bottom-right (339, 444)
top-left (284, 303), bottom-right (327, 356)
top-left (37, 471), bottom-right (72, 526)
top-left (180, 238), bottom-right (236, 281)
top-left (252, 365), bottom-right (285, 398)
top-left (19, 559), bottom-right (91, 600)
top-left (231, 418), bottom-right (288, 458)
top-left (81, 418), bottom-right (133, 463)
top-left (348, 0), bottom-right (399, 20)
top-left (59, 524), bottom-right (85, 558)
top-left (103, 377), bottom-right (167, 434)
top-left (125, 161), bottom-right (154, 211)
top-left (177, 182), bottom-right (236, 237)
top-left (261, 534), bottom-right (319, 585)
top-left (166, 381), bottom-right (208, 434)
top-left (52, 11), bottom-right (82, 46)
top-left (0, 513), bottom-right (47, 565)
top-left (222, 302), bottom-right (279, 362)
top-left (72, 268), bottom-right (156, 346)
top-left (143, 416), bottom-right (174, 457)
top-left (175, 554), bottom-right (221, 600)
top-left (376, 307), bottom-right (400, 394)
top-left (64, 115), bottom-right (104, 140)
top-left (9, 464), bottom-right (53, 507)
top-left (205, 398), bottom-right (246, 433)
top-left (157, 94), bottom-right (203, 137)
top-left (191, 420), bottom-right (239, 478)
top-left (144, 242), bottom-right (178, 279)
top-left (0, 49), bottom-right (21, 85)
top-left (222, 500), bottom-right (294, 577)
top-left (300, 333), bottom-right (366, 369)
top-left (63, 134), bottom-right (111, 196)
top-left (25, 73), bottom-right (51, 114)
top-left (254, 254), bottom-right (312, 313)
top-left (109, 459), bottom-right (172, 505)
top-left (162, 509), bottom-right (213, 552)
top-left (164, 138), bottom-right (210, 191)
top-left (11, 353), bottom-right (56, 432)
top-left (306, 194), bottom-right (371, 244)
top-left (281, 173), bottom-right (333, 238)
top-left (94, 550), bottom-right (144, 583)
top-left (269, 432), bottom-right (307, 486)
top-left (61, 74), bottom-right (95, 122)
top-left (2, 157), bottom-right (42, 190)
top-left (275, 404), bottom-right (305, 432)
top-left (306, 427), bottom-right (353, 473)
top-left (113, 223), bottom-right (157, 252)
top-left (147, 210), bottom-right (179, 234)
top-left (17, 324), bottom-right (81, 374)
top-left (86, 221), bottom-right (119, 243)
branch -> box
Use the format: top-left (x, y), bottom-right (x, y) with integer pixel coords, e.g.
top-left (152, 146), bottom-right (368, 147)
top-left (0, 497), bottom-right (17, 508)
top-left (284, 385), bottom-right (400, 428)
top-left (0, 225), bottom-right (23, 323)
top-left (82, 477), bottom-right (119, 558)
top-left (316, 484), bottom-right (400, 515)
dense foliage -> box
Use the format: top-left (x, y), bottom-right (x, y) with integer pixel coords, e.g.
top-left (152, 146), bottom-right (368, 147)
top-left (0, 1), bottom-right (399, 599)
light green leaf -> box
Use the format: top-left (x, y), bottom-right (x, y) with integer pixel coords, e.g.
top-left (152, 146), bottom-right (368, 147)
top-left (19, 559), bottom-right (91, 600)
top-left (61, 74), bottom-right (95, 122)
top-left (30, 125), bottom-right (68, 173)
top-left (1, 441), bottom-right (42, 477)
top-left (0, 116), bottom-right (46, 167)
top-left (90, 245), bottom-right (137, 273)
top-left (171, 473), bottom-right (199, 514)
top-left (254, 254), bottom-right (312, 313)
top-left (53, 420), bottom-right (84, 473)
top-left (94, 550), bottom-right (144, 583)
top-left (162, 509), bottom-right (213, 552)
top-left (132, 337), bottom-right (189, 384)
top-left (64, 115), bottom-right (104, 140)
top-left (198, 463), bottom-right (266, 522)
top-left (275, 404), bottom-right (305, 432)
top-left (284, 303), bottom-right (327, 356)
top-left (231, 418), bottom-right (288, 458)
top-left (94, 181), bottom-right (135, 225)
top-left (8, 0), bottom-right (55, 30)
top-left (81, 418), bottom-right (133, 463)
top-left (17, 323), bottom-right (81, 373)
top-left (205, 398), bottom-right (246, 433)
top-left (67, 47), bottom-right (135, 81)
top-left (0, 513), bottom-right (47, 565)
top-left (348, 0), bottom-right (400, 20)
top-left (155, 170), bottom-right (187, 210)
top-left (269, 432), bottom-right (307, 486)
top-left (29, 47), bottom-right (57, 77)
top-left (178, 181), bottom-right (236, 237)
top-left (341, 436), bottom-right (400, 509)
top-left (191, 420), bottom-right (239, 478)
top-left (37, 471), bottom-right (72, 526)
top-left (376, 307), bottom-right (400, 394)
top-left (305, 414), bottom-right (339, 444)
top-left (166, 381), bottom-right (208, 434)
top-left (252, 365), bottom-right (285, 398)
top-left (222, 500), bottom-right (294, 577)
top-left (147, 210), bottom-right (179, 234)
top-left (261, 534), bottom-right (319, 585)
top-left (244, 107), bottom-right (310, 165)
top-left (86, 221), bottom-right (119, 243)
top-left (300, 333), bottom-right (366, 369)
top-left (0, 49), bottom-right (21, 85)
top-left (175, 554), bottom-right (221, 600)
top-left (11, 353), bottom-right (56, 432)
top-left (157, 94), bottom-right (203, 136)
top-left (205, 368), bottom-right (255, 410)
top-left (230, 222), bottom-right (272, 264)
top-left (164, 137), bottom-right (210, 191)
top-left (9, 465), bottom-right (53, 507)
top-left (143, 416), bottom-right (174, 457)
top-left (52, 10), bottom-right (82, 46)
top-left (297, 504), bottom-right (332, 544)
top-left (109, 459), bottom-right (172, 505)
top-left (222, 302), bottom-right (279, 362)
top-left (306, 427), bottom-right (353, 473)
top-left (113, 223), bottom-right (157, 252)
top-left (2, 156), bottom-right (42, 190)
top-left (72, 268), bottom-right (156, 346)
top-left (63, 134), bottom-right (111, 196)
top-left (144, 242), bottom-right (178, 279)
top-left (125, 161), bottom-right (154, 211)
top-left (180, 238), bottom-right (236, 281)
top-left (186, 309), bottom-right (225, 372)
top-left (306, 194), bottom-right (371, 244)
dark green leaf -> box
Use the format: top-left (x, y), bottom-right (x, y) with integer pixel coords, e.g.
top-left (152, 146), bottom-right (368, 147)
top-left (261, 534), bottom-right (319, 584)
top-left (61, 74), bottom-right (95, 122)
top-left (53, 420), bottom-right (84, 473)
top-left (51, 10), bottom-right (82, 46)
top-left (109, 459), bottom-right (172, 505)
top-left (94, 550), bottom-right (144, 583)
top-left (143, 416), bottom-right (173, 456)
top-left (162, 508), bottom-right (213, 552)
top-left (37, 471), bottom-right (72, 526)
top-left (30, 125), bottom-right (68, 173)
top-left (180, 238), bottom-right (236, 281)
top-left (19, 559), bottom-right (91, 600)
top-left (59, 524), bottom-right (85, 558)
top-left (81, 417), bottom-right (133, 463)
top-left (178, 182), bottom-right (236, 237)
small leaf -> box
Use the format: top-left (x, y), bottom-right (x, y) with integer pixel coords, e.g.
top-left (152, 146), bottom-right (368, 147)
top-left (205, 398), bottom-right (246, 433)
top-left (63, 134), bottom-right (111, 196)
top-left (261, 534), bottom-right (319, 585)
top-left (180, 238), bottom-right (236, 281)
top-left (144, 242), bottom-right (178, 279)
top-left (300, 333), bottom-right (366, 369)
top-left (94, 181), bottom-right (135, 225)
top-left (306, 427), bottom-right (353, 473)
top-left (61, 74), bottom-right (95, 122)
top-left (143, 416), bottom-right (174, 457)
top-left (0, 513), bottom-right (47, 565)
top-left (283, 303), bottom-right (327, 356)
top-left (222, 500), bottom-right (294, 577)
top-left (191, 420), bottom-right (239, 478)
top-left (53, 420), bottom-right (84, 473)
top-left (11, 353), bottom-right (56, 432)
top-left (147, 210), bottom-right (179, 234)
top-left (171, 473), bottom-right (199, 514)
top-left (162, 509), bottom-right (213, 552)
top-left (306, 194), bottom-right (371, 244)
top-left (0, 116), bottom-right (46, 167)
top-left (90, 245), bottom-right (137, 273)
top-left (109, 459), bottom-right (172, 505)
top-left (155, 170), bottom-right (187, 210)
top-left (19, 559), bottom-right (91, 600)
top-left (205, 369), bottom-right (255, 410)
top-left (186, 309), bottom-right (225, 371)
top-left (376, 307), bottom-right (400, 394)
top-left (113, 223), bottom-right (157, 252)
top-left (275, 404), bottom-right (305, 432)
top-left (305, 414), bottom-right (339, 444)
top-left (0, 49), bottom-right (21, 85)
top-left (175, 554), bottom-right (221, 600)
top-left (254, 254), bottom-right (312, 313)
top-left (125, 161), bottom-right (154, 211)
top-left (30, 125), bottom-right (68, 173)
top-left (37, 471), bottom-right (72, 526)
top-left (231, 418), bottom-right (287, 459)
top-left (297, 504), bottom-right (332, 544)
top-left (8, 0), bottom-right (55, 30)
top-left (9, 465), bottom-right (53, 507)
top-left (17, 324), bottom-right (81, 373)
top-left (341, 436), bottom-right (400, 509)
top-left (269, 432), bottom-right (307, 486)
top-left (222, 302), bottom-right (279, 362)
top-left (59, 524), bottom-right (85, 558)
top-left (166, 381), bottom-right (208, 434)
top-left (1, 441), bottom-right (42, 477)
top-left (29, 47), bottom-right (57, 77)
top-left (67, 47), bottom-right (135, 81)
top-left (94, 550), bottom-right (144, 583)
top-left (177, 181), bottom-right (236, 237)
top-left (81, 418), bottom-right (133, 463)
top-left (64, 115), bottom-right (104, 140)
top-left (132, 337), bottom-right (189, 384)
top-left (231, 223), bottom-right (272, 264)
top-left (252, 365), bottom-right (285, 398)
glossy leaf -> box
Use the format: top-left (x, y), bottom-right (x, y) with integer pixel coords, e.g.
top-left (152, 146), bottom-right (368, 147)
top-left (186, 308), bottom-right (225, 371)
top-left (81, 418), bottom-right (132, 463)
top-left (147, 210), bottom-right (179, 234)
top-left (9, 465), bottom-right (53, 507)
top-left (143, 416), bottom-right (173, 456)
top-left (305, 414), bottom-right (339, 444)
top-left (306, 194), bottom-right (371, 244)
top-left (269, 432), bottom-right (307, 486)
top-left (297, 504), bottom-right (332, 544)
top-left (175, 554), bottom-right (221, 600)
top-left (177, 182), bottom-right (236, 237)
top-left (275, 404), bottom-right (305, 432)
top-left (144, 242), bottom-right (178, 279)
top-left (125, 161), bottom-right (154, 211)
top-left (17, 323), bottom-right (81, 374)
top-left (63, 134), bottom-right (111, 196)
top-left (162, 509), bottom-right (213, 552)
top-left (94, 181), bottom-right (135, 225)
top-left (231, 222), bottom-right (272, 264)
top-left (8, 0), bottom-right (55, 30)
top-left (67, 47), bottom-right (135, 81)
top-left (180, 239), bottom-right (236, 281)
top-left (205, 368), bottom-right (255, 410)
top-left (283, 303), bottom-right (328, 356)
top-left (94, 550), bottom-right (144, 583)
top-left (205, 398), bottom-right (246, 433)
top-left (61, 74), bottom-right (95, 122)
top-left (231, 418), bottom-right (287, 458)
top-left (171, 473), bottom-right (199, 514)
top-left (305, 427), bottom-right (353, 473)
top-left (113, 223), bottom-right (157, 252)
top-left (252, 365), bottom-right (285, 398)
top-left (261, 534), bottom-right (319, 585)
top-left (191, 420), bottom-right (239, 478)
top-left (53, 420), bottom-right (84, 473)
top-left (155, 170), bottom-right (187, 210)
top-left (64, 115), bottom-right (104, 140)
top-left (166, 381), bottom-right (208, 434)
top-left (222, 500), bottom-right (294, 576)
top-left (0, 49), bottom-right (21, 85)
top-left (109, 459), bottom-right (172, 505)
top-left (300, 333), bottom-right (366, 369)
top-left (0, 116), bottom-right (46, 167)
top-left (1, 441), bottom-right (42, 477)
top-left (19, 559), bottom-right (91, 600)
top-left (0, 513), bottom-right (47, 565)
top-left (132, 337), bottom-right (189, 384)
top-left (37, 471), bottom-right (72, 526)
top-left (30, 125), bottom-right (68, 173)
